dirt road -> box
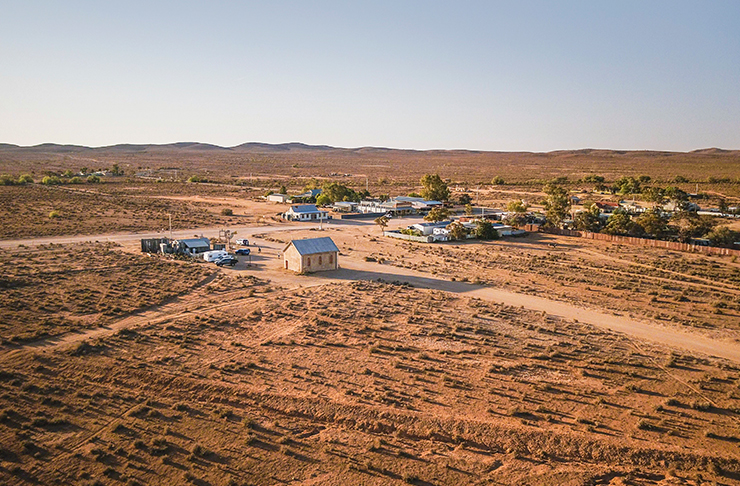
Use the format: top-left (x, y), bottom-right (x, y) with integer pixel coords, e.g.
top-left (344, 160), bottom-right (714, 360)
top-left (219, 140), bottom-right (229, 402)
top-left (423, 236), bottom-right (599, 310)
top-left (4, 222), bottom-right (739, 364)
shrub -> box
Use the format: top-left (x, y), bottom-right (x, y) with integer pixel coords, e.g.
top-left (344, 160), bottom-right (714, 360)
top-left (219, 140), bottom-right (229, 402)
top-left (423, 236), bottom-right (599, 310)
top-left (221, 208), bottom-right (233, 216)
top-left (48, 210), bottom-right (61, 219)
top-left (42, 175), bottom-right (61, 185)
top-left (69, 176), bottom-right (83, 184)
top-left (18, 174), bottom-right (33, 184)
top-left (0, 174), bottom-right (16, 186)
top-left (86, 175), bottom-right (101, 183)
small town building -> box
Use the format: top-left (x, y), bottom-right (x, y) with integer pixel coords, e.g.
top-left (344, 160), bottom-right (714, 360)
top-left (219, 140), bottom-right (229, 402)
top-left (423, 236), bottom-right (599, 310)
top-left (291, 189), bottom-right (322, 202)
top-left (283, 237), bottom-right (339, 273)
top-left (393, 196), bottom-right (443, 211)
top-left (332, 201), bottom-right (358, 212)
top-left (173, 237), bottom-right (211, 255)
top-left (595, 201), bottom-right (620, 213)
top-left (267, 193), bottom-right (290, 203)
top-left (284, 204), bottom-right (329, 221)
top-left (411, 221), bottom-right (452, 236)
top-left (380, 199), bottom-right (415, 216)
top-left (358, 199), bottom-right (385, 214)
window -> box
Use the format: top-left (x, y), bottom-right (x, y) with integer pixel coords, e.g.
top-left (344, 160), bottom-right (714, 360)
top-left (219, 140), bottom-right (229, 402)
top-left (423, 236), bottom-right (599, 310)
top-left (319, 256), bottom-right (322, 265)
top-left (329, 254), bottom-right (334, 265)
top-left (307, 257), bottom-right (311, 267)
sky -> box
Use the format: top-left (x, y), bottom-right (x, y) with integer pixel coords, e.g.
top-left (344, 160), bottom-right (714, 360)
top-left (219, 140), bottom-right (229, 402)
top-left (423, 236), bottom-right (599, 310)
top-left (1, 1), bottom-right (738, 151)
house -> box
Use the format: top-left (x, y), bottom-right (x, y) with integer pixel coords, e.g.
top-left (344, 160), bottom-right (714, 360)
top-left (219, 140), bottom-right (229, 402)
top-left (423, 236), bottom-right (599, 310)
top-left (620, 201), bottom-right (647, 214)
top-left (594, 201), bottom-right (620, 213)
top-left (283, 237), bottom-right (339, 273)
top-left (173, 237), bottom-right (210, 256)
top-left (393, 196), bottom-right (443, 211)
top-left (380, 199), bottom-right (415, 216)
top-left (267, 193), bottom-right (290, 203)
top-left (284, 204), bottom-right (329, 222)
top-left (358, 199), bottom-right (385, 214)
top-left (411, 221), bottom-right (452, 236)
top-left (332, 201), bottom-right (358, 212)
top-left (291, 189), bottom-right (322, 202)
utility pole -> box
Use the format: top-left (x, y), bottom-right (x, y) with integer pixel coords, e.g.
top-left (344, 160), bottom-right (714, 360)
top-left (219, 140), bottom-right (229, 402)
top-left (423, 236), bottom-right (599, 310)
top-left (168, 213), bottom-right (172, 240)
top-left (477, 186), bottom-right (481, 215)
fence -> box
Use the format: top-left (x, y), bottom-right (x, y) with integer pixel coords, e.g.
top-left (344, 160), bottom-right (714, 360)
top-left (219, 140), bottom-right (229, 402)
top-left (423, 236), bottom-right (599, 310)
top-left (539, 227), bottom-right (740, 257)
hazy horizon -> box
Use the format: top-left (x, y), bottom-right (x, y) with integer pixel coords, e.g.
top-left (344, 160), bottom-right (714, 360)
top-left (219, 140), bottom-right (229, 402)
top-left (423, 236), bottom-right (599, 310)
top-left (2, 1), bottom-right (739, 152)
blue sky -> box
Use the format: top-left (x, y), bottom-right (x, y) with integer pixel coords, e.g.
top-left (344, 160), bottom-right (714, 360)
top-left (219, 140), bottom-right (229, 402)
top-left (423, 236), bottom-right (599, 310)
top-left (1, 1), bottom-right (738, 151)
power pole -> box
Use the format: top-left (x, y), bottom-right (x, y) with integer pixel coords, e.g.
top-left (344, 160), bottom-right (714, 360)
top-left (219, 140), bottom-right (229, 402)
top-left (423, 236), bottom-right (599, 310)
top-left (168, 213), bottom-right (172, 240)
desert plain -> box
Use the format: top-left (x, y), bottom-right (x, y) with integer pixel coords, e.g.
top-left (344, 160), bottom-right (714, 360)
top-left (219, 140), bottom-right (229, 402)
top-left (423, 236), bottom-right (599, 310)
top-left (1, 144), bottom-right (740, 485)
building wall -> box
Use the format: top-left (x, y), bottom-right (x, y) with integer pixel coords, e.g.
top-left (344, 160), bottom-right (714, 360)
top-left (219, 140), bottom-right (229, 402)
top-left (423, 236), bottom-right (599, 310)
top-left (283, 247), bottom-right (338, 273)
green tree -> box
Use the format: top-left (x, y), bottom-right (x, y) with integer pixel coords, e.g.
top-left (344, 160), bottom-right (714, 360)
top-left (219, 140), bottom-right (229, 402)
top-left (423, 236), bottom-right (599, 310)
top-left (543, 184), bottom-right (571, 228)
top-left (42, 175), bottom-right (62, 185)
top-left (86, 175), bottom-right (101, 183)
top-left (69, 176), bottom-right (83, 184)
top-left (374, 215), bottom-right (389, 235)
top-left (420, 174), bottom-right (450, 202)
top-left (457, 193), bottom-right (472, 205)
top-left (474, 220), bottom-right (499, 240)
top-left (424, 207), bottom-right (451, 222)
top-left (17, 174), bottom-right (33, 184)
top-left (315, 194), bottom-right (332, 206)
top-left (0, 174), bottom-right (16, 186)
top-left (582, 174), bottom-right (605, 183)
top-left (671, 213), bottom-right (716, 242)
top-left (446, 222), bottom-right (467, 240)
top-left (80, 167), bottom-right (89, 175)
top-left (407, 192), bottom-right (422, 198)
top-left (634, 209), bottom-right (668, 238)
top-left (642, 187), bottom-right (665, 207)
top-left (506, 200), bottom-right (528, 213)
top-left (491, 176), bottom-right (505, 185)
top-left (464, 204), bottom-right (474, 216)
top-left (321, 182), bottom-right (359, 203)
top-left (279, 185), bottom-right (287, 195)
top-left (663, 186), bottom-right (688, 210)
top-left (603, 209), bottom-right (642, 236)
top-left (573, 203), bottom-right (602, 232)
top-left (613, 176), bottom-right (641, 195)
top-left (62, 169), bottom-right (74, 178)
top-left (706, 226), bottom-right (740, 247)
top-left (111, 164), bottom-right (124, 176)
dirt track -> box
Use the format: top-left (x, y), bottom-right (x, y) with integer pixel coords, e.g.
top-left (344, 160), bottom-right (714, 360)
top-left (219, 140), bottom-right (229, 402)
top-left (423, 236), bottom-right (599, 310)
top-left (3, 221), bottom-right (739, 364)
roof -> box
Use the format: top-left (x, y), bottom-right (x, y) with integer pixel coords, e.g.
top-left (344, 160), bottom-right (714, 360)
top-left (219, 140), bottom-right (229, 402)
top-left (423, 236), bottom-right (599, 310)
top-left (413, 221), bottom-right (451, 227)
top-left (177, 238), bottom-right (210, 248)
top-left (293, 189), bottom-right (322, 198)
top-left (285, 237), bottom-right (339, 256)
top-left (393, 196), bottom-right (426, 203)
top-left (288, 204), bottom-right (323, 213)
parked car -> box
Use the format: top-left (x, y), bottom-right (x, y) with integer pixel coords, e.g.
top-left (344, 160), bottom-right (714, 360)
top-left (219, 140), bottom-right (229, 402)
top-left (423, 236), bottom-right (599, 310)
top-left (236, 238), bottom-right (249, 246)
top-left (235, 248), bottom-right (251, 255)
top-left (215, 256), bottom-right (238, 267)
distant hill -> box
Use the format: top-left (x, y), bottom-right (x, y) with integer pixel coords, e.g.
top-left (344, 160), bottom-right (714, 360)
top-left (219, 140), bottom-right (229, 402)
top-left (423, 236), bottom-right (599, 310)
top-left (0, 142), bottom-right (737, 157)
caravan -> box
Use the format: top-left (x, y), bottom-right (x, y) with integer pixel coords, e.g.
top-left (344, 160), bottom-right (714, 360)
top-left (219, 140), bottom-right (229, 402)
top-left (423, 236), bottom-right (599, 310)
top-left (203, 250), bottom-right (229, 263)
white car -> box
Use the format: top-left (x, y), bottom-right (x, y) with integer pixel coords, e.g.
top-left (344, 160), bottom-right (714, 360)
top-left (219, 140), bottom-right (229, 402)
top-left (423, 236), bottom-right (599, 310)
top-left (236, 238), bottom-right (249, 246)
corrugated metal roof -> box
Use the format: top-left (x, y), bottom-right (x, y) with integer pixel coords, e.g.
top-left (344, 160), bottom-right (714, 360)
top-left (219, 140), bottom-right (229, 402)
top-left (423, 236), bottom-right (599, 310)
top-left (178, 238), bottom-right (210, 248)
top-left (286, 237), bottom-right (339, 256)
top-left (289, 204), bottom-right (322, 213)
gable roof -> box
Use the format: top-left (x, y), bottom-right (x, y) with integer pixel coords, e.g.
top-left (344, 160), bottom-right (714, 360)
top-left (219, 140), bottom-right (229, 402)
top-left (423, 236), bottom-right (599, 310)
top-left (177, 238), bottom-right (210, 248)
top-left (288, 204), bottom-right (322, 213)
top-left (285, 237), bottom-right (339, 255)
